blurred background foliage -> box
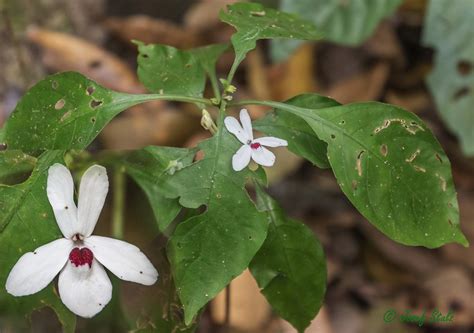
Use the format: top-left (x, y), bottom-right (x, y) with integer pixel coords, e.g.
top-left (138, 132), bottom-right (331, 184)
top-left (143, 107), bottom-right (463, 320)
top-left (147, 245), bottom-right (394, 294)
top-left (0, 0), bottom-right (473, 332)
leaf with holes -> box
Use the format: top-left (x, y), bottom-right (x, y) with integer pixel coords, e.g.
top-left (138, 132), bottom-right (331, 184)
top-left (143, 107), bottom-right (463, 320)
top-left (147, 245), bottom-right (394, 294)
top-left (423, 0), bottom-right (474, 156)
top-left (250, 186), bottom-right (326, 333)
top-left (122, 146), bottom-right (196, 232)
top-left (253, 94), bottom-right (340, 168)
top-left (163, 128), bottom-right (268, 325)
top-left (136, 41), bottom-right (207, 97)
top-left (0, 72), bottom-right (174, 155)
top-left (271, 95), bottom-right (467, 248)
top-left (0, 150), bottom-right (76, 332)
top-left (271, 0), bottom-right (402, 61)
top-left (219, 2), bottom-right (322, 67)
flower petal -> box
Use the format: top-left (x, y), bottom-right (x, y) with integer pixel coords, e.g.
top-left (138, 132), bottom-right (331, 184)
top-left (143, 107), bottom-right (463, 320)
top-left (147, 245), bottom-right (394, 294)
top-left (253, 136), bottom-right (288, 147)
top-left (224, 116), bottom-right (250, 144)
top-left (77, 165), bottom-right (109, 237)
top-left (232, 145), bottom-right (252, 171)
top-left (47, 163), bottom-right (79, 238)
top-left (6, 238), bottom-right (72, 296)
top-left (251, 146), bottom-right (276, 167)
top-left (239, 109), bottom-right (253, 141)
top-left (58, 259), bottom-right (112, 318)
top-left (85, 236), bottom-right (158, 285)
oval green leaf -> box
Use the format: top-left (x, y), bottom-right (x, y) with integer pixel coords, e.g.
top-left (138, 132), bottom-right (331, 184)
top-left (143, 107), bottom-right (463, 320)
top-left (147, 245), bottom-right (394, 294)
top-left (271, 96), bottom-right (467, 248)
top-left (250, 187), bottom-right (326, 333)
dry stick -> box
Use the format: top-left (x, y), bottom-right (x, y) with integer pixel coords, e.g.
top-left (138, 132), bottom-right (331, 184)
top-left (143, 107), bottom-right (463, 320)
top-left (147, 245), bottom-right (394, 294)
top-left (112, 167), bottom-right (125, 239)
top-left (1, 7), bottom-right (29, 87)
top-left (224, 284), bottom-right (231, 331)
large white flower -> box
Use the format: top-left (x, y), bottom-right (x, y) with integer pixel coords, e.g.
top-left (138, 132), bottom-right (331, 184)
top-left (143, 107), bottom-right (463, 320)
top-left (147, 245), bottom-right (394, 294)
top-left (224, 109), bottom-right (288, 171)
top-left (5, 164), bottom-right (158, 318)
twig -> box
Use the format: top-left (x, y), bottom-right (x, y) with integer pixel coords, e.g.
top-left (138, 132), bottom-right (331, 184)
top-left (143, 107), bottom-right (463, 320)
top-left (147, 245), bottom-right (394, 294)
top-left (112, 166), bottom-right (125, 239)
top-left (224, 283), bottom-right (231, 331)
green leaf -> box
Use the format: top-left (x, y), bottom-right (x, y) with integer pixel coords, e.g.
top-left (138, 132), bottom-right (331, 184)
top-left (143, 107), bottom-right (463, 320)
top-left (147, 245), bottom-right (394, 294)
top-left (219, 2), bottom-right (322, 66)
top-left (0, 150), bottom-right (36, 184)
top-left (191, 43), bottom-right (229, 78)
top-left (250, 186), bottom-right (326, 333)
top-left (253, 94), bottom-right (340, 168)
top-left (1, 72), bottom-right (172, 155)
top-left (423, 0), bottom-right (474, 156)
top-left (122, 146), bottom-right (196, 232)
top-left (271, 0), bottom-right (402, 61)
top-left (163, 129), bottom-right (268, 324)
top-left (270, 96), bottom-right (467, 248)
top-left (0, 150), bottom-right (76, 332)
top-left (191, 43), bottom-right (229, 98)
top-left (136, 41), bottom-right (206, 97)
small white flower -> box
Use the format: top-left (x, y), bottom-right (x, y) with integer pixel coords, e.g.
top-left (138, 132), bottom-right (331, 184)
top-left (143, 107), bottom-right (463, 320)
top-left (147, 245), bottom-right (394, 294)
top-left (5, 164), bottom-right (158, 318)
top-left (224, 109), bottom-right (288, 171)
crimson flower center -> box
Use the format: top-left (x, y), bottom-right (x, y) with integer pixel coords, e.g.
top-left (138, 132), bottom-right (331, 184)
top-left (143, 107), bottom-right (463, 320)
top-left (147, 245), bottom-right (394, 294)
top-left (250, 142), bottom-right (261, 150)
top-left (69, 247), bottom-right (93, 268)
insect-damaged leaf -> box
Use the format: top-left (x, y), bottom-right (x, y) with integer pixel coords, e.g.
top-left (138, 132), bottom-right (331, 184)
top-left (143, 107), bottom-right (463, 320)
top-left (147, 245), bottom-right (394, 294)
top-left (121, 146), bottom-right (196, 232)
top-left (253, 94), bottom-right (340, 168)
top-left (219, 2), bottom-right (322, 67)
top-left (274, 95), bottom-right (467, 248)
top-left (162, 129), bottom-right (268, 325)
top-left (0, 150), bottom-right (76, 332)
top-left (423, 0), bottom-right (474, 156)
top-left (1, 72), bottom-right (166, 155)
top-left (135, 41), bottom-right (207, 97)
top-left (250, 187), bottom-right (326, 333)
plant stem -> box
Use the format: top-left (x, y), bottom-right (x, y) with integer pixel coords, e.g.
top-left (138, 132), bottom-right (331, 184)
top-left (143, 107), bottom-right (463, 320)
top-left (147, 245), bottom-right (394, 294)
top-left (228, 99), bottom-right (278, 109)
top-left (117, 93), bottom-right (214, 108)
top-left (112, 166), bottom-right (125, 239)
top-left (226, 53), bottom-right (245, 85)
top-left (209, 70), bottom-right (222, 104)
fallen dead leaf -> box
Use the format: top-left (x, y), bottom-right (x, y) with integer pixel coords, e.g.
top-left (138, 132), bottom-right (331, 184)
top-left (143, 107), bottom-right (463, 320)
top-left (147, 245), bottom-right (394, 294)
top-left (272, 307), bottom-right (333, 333)
top-left (424, 267), bottom-right (473, 327)
top-left (104, 15), bottom-right (200, 48)
top-left (211, 269), bottom-right (271, 331)
top-left (100, 103), bottom-right (201, 149)
top-left (325, 62), bottom-right (390, 104)
top-left (27, 27), bottom-right (143, 93)
top-left (363, 21), bottom-right (404, 65)
top-left (184, 0), bottom-right (239, 33)
top-left (269, 43), bottom-right (319, 101)
top-left (385, 89), bottom-right (431, 113)
top-left (246, 47), bottom-right (272, 101)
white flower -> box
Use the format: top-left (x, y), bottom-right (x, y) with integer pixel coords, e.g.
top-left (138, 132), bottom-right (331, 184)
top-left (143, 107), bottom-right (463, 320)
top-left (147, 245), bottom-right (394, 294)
top-left (5, 164), bottom-right (158, 318)
top-left (224, 109), bottom-right (288, 171)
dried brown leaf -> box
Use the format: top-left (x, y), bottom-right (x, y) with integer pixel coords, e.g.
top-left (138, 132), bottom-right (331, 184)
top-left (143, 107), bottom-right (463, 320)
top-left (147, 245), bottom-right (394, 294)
top-left (27, 27), bottom-right (143, 93)
top-left (104, 15), bottom-right (200, 48)
top-left (326, 62), bottom-right (390, 104)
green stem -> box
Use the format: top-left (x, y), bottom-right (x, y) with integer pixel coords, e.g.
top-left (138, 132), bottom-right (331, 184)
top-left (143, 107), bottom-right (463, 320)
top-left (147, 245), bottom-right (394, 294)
top-left (209, 70), bottom-right (221, 103)
top-left (226, 54), bottom-right (244, 86)
top-left (112, 166), bottom-right (125, 239)
top-left (116, 93), bottom-right (214, 108)
top-left (228, 99), bottom-right (281, 109)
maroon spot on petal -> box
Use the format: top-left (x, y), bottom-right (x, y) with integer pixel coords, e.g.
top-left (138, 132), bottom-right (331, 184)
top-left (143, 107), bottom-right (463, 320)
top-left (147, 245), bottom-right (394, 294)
top-left (69, 247), bottom-right (93, 268)
top-left (250, 142), bottom-right (261, 150)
